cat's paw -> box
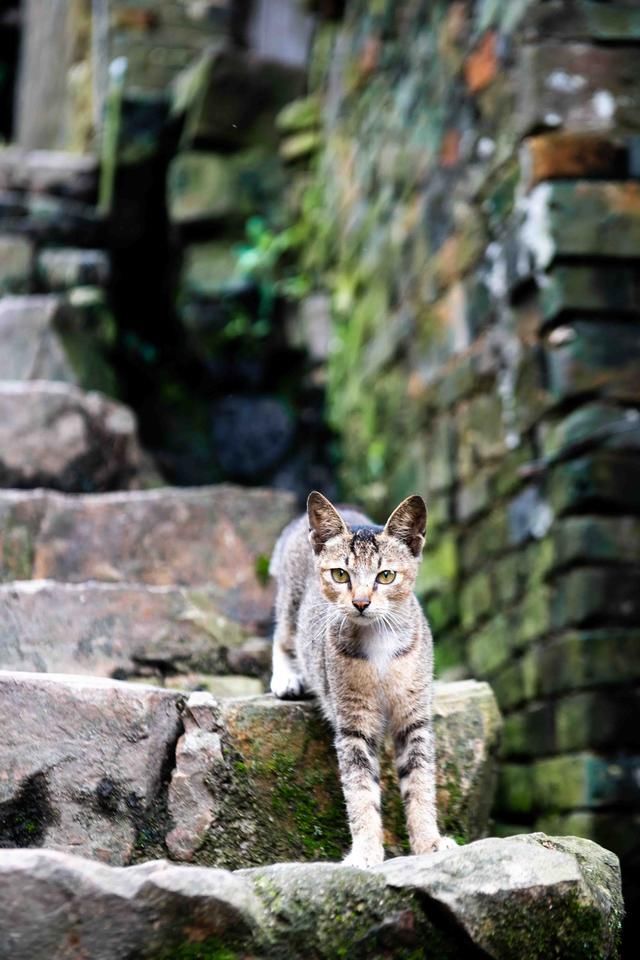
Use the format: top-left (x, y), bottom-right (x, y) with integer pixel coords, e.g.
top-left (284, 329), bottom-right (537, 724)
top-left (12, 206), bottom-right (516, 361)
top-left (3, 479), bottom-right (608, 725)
top-left (270, 670), bottom-right (307, 700)
top-left (412, 835), bottom-right (458, 856)
top-left (341, 844), bottom-right (385, 869)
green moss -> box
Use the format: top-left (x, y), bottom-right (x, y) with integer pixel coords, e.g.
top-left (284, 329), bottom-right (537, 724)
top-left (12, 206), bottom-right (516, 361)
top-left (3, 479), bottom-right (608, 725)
top-left (254, 553), bottom-right (271, 586)
top-left (152, 938), bottom-right (240, 960)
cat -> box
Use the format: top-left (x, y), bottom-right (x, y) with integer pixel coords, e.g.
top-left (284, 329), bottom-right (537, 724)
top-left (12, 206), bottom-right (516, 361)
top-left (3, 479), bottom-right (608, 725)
top-left (270, 490), bottom-right (455, 868)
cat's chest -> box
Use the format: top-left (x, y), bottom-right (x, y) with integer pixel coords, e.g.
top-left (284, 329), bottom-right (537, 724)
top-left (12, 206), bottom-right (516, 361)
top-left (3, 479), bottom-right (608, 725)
top-left (359, 626), bottom-right (408, 676)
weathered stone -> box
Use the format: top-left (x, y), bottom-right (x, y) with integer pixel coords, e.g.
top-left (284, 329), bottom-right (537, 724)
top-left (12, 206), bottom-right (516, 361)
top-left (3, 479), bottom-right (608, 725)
top-left (532, 753), bottom-right (640, 813)
top-left (162, 674), bottom-right (265, 697)
top-left (379, 834), bottom-right (623, 960)
top-left (521, 133), bottom-right (627, 189)
top-left (0, 382), bottom-right (147, 492)
top-left (276, 94), bottom-right (321, 132)
top-left (536, 629), bottom-right (640, 697)
top-left (0, 234), bottom-right (32, 292)
top-left (0, 295), bottom-right (117, 395)
top-left (0, 148), bottom-right (98, 201)
top-left (541, 403), bottom-right (640, 462)
top-left (550, 452), bottom-right (640, 515)
top-left (0, 849), bottom-right (262, 960)
top-left (517, 44), bottom-right (640, 135)
top-left (179, 241), bottom-right (240, 299)
top-left (36, 248), bottom-right (110, 291)
top-left (552, 568), bottom-right (640, 630)
top-left (0, 580), bottom-right (269, 677)
top-left (545, 321), bottom-right (640, 404)
top-left (173, 48), bottom-right (304, 149)
top-left (280, 130), bottom-right (323, 162)
top-left (526, 2), bottom-right (640, 42)
top-left (0, 671), bottom-right (182, 864)
top-left (166, 692), bottom-right (225, 861)
top-left (0, 485), bottom-right (296, 629)
top-left (167, 149), bottom-right (284, 224)
top-left (195, 682), bottom-right (500, 867)
top-left (0, 834), bottom-right (623, 959)
top-left (540, 265), bottom-right (640, 321)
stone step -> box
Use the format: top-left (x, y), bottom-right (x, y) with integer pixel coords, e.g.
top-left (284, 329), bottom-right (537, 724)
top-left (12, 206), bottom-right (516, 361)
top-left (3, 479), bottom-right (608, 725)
top-left (0, 148), bottom-right (98, 202)
top-left (0, 382), bottom-right (155, 492)
top-left (0, 835), bottom-right (622, 959)
top-left (0, 580), bottom-right (270, 678)
top-left (0, 295), bottom-right (116, 395)
top-left (0, 672), bottom-right (500, 868)
top-left (0, 484), bottom-right (296, 629)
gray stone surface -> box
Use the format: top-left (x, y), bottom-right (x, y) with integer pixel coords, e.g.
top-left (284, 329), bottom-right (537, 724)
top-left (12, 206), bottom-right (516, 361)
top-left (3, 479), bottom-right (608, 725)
top-left (0, 835), bottom-right (623, 959)
top-left (0, 484), bottom-right (297, 629)
top-left (0, 671), bottom-right (182, 865)
top-left (0, 381), bottom-right (146, 492)
top-left (0, 580), bottom-right (270, 678)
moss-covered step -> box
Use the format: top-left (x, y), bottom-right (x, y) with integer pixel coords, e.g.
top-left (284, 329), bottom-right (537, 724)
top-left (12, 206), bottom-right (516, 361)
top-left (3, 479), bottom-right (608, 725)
top-left (0, 834), bottom-right (623, 959)
top-left (0, 295), bottom-right (117, 395)
top-left (0, 382), bottom-right (154, 493)
top-left (0, 580), bottom-right (271, 678)
top-left (0, 673), bottom-right (500, 867)
top-left (0, 484), bottom-right (296, 630)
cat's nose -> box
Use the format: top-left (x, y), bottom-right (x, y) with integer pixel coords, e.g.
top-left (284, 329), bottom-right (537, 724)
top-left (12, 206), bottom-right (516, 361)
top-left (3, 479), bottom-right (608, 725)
top-left (352, 598), bottom-right (371, 613)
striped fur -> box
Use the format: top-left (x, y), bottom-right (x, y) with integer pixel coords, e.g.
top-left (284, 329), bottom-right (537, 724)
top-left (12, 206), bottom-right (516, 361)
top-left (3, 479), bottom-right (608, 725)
top-left (270, 492), bottom-right (455, 867)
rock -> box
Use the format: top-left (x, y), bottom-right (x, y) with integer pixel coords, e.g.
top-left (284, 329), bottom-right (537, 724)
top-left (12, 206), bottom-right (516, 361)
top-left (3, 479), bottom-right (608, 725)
top-left (0, 234), bottom-right (32, 292)
top-left (0, 148), bottom-right (98, 201)
top-left (0, 835), bottom-right (623, 958)
top-left (36, 248), bottom-right (110, 291)
top-left (0, 295), bottom-right (117, 395)
top-left (0, 671), bottom-right (182, 864)
top-left (211, 395), bottom-right (295, 480)
top-left (0, 382), bottom-right (148, 492)
top-left (0, 849), bottom-right (262, 960)
top-left (179, 240), bottom-right (241, 299)
top-left (163, 674), bottom-right (266, 696)
top-left (0, 580), bottom-right (271, 677)
top-left (166, 692), bottom-right (225, 861)
top-left (192, 681), bottom-right (500, 868)
top-left (379, 833), bottom-right (623, 960)
top-left (0, 485), bottom-right (296, 628)
top-left (172, 48), bottom-right (305, 149)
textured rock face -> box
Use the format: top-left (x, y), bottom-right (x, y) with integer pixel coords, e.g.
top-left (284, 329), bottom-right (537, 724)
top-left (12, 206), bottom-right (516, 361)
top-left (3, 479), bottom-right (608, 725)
top-left (0, 484), bottom-right (297, 628)
top-left (0, 382), bottom-right (148, 492)
top-left (0, 835), bottom-right (623, 959)
top-left (0, 672), bottom-right (182, 864)
top-left (0, 580), bottom-right (270, 678)
top-left (0, 673), bottom-right (499, 868)
top-left (0, 295), bottom-right (116, 394)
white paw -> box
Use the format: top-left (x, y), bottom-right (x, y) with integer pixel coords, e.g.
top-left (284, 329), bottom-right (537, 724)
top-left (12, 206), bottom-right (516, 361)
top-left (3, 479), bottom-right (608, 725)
top-left (341, 844), bottom-right (385, 869)
top-left (270, 670), bottom-right (306, 700)
top-left (413, 835), bottom-right (458, 855)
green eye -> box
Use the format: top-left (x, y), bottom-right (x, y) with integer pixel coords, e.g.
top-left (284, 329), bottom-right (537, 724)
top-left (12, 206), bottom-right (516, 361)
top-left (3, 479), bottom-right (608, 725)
top-left (376, 570), bottom-right (396, 584)
top-left (331, 568), bottom-right (350, 583)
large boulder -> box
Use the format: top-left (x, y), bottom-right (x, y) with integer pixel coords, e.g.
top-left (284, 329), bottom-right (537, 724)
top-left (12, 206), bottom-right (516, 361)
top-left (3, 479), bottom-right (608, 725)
top-left (0, 484), bottom-right (297, 629)
top-left (0, 382), bottom-right (151, 492)
top-left (0, 580), bottom-right (270, 677)
top-left (0, 295), bottom-right (116, 395)
top-left (0, 835), bottom-right (623, 958)
top-left (0, 672), bottom-right (182, 865)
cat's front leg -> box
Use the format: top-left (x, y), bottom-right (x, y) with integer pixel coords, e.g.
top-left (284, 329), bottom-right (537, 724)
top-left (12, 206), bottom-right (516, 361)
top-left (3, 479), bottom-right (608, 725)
top-left (389, 687), bottom-right (455, 855)
top-left (271, 626), bottom-right (306, 699)
top-left (333, 701), bottom-right (385, 868)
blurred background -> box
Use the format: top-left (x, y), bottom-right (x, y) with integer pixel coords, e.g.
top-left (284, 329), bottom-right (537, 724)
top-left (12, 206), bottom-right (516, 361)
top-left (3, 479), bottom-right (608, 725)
top-left (0, 0), bottom-right (639, 952)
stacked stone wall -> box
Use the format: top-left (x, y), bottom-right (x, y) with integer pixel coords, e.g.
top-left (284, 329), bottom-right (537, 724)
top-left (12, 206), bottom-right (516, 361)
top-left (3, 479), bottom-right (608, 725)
top-left (298, 0), bottom-right (640, 938)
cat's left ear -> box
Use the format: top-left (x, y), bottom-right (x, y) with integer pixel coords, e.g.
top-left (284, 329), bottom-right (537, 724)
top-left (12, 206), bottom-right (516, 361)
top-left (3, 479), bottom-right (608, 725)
top-left (307, 491), bottom-right (348, 554)
top-left (383, 495), bottom-right (427, 557)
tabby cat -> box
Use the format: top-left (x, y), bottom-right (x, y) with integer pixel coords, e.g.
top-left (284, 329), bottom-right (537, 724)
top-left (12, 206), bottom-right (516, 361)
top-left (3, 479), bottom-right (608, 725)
top-left (270, 491), bottom-right (455, 867)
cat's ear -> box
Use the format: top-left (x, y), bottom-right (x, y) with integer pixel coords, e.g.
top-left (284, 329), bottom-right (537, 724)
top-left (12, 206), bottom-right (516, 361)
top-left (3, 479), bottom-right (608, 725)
top-left (383, 495), bottom-right (427, 557)
top-left (307, 491), bottom-right (348, 554)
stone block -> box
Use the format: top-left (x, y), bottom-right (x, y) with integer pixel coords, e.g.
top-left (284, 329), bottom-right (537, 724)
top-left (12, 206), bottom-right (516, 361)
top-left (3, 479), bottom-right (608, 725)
top-left (521, 133), bottom-right (627, 189)
top-left (416, 533), bottom-right (458, 597)
top-left (550, 452), bottom-right (640, 515)
top-left (551, 568), bottom-right (640, 630)
top-left (537, 629), bottom-right (640, 697)
top-left (276, 95), bottom-right (321, 132)
top-left (36, 248), bottom-right (110, 292)
top-left (0, 382), bottom-right (148, 492)
top-left (540, 265), bottom-right (640, 322)
top-left (179, 241), bottom-right (241, 300)
top-left (468, 614), bottom-right (510, 676)
top-left (532, 753), bottom-right (640, 812)
top-left (541, 403), bottom-right (640, 462)
top-left (460, 571), bottom-right (493, 630)
top-left (545, 320), bottom-right (640, 404)
top-left (526, 2), bottom-right (640, 42)
top-left (0, 234), bottom-right (32, 292)
top-left (0, 148), bottom-right (98, 201)
top-left (517, 45), bottom-right (640, 135)
top-left (0, 579), bottom-right (269, 677)
top-left (0, 485), bottom-right (296, 630)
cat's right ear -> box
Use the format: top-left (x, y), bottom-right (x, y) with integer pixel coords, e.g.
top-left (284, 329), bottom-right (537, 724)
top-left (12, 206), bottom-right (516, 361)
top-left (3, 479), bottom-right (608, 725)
top-left (307, 491), bottom-right (348, 554)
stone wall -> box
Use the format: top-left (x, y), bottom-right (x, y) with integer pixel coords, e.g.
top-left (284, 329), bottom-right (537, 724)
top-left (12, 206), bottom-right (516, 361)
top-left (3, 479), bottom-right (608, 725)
top-left (296, 0), bottom-right (640, 943)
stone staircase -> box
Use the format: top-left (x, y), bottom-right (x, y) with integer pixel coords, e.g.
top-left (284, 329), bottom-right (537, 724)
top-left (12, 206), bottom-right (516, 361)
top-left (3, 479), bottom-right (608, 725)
top-left (0, 155), bottom-right (624, 958)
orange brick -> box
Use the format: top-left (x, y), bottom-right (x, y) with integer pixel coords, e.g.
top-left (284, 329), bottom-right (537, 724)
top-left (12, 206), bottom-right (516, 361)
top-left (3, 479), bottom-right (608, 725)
top-left (522, 133), bottom-right (625, 188)
top-left (112, 8), bottom-right (159, 31)
top-left (464, 31), bottom-right (497, 94)
top-left (440, 129), bottom-right (461, 168)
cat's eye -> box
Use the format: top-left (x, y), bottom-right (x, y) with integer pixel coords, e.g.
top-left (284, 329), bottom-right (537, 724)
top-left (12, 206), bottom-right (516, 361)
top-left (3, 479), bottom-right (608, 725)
top-left (331, 568), bottom-right (350, 583)
top-left (376, 570), bottom-right (396, 584)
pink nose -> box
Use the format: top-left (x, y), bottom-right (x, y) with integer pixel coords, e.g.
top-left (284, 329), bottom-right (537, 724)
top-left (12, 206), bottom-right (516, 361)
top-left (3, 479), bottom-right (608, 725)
top-left (352, 598), bottom-right (370, 613)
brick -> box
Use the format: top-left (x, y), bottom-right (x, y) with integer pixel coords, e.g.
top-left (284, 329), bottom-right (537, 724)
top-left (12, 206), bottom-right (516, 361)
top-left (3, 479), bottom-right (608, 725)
top-left (551, 568), bottom-right (640, 630)
top-left (417, 533), bottom-right (458, 597)
top-left (541, 403), bottom-right (640, 462)
top-left (540, 265), bottom-right (640, 322)
top-left (555, 690), bottom-right (640, 754)
top-left (495, 764), bottom-right (534, 816)
top-left (464, 31), bottom-right (498, 94)
top-left (532, 753), bottom-right (640, 812)
top-left (527, 3), bottom-right (640, 42)
top-left (0, 235), bottom-right (32, 293)
top-left (518, 45), bottom-right (640, 136)
top-left (545, 321), bottom-right (640, 405)
top-left (510, 587), bottom-right (551, 651)
top-left (460, 508), bottom-right (509, 572)
top-left (457, 469), bottom-right (492, 523)
top-left (552, 516), bottom-right (640, 568)
top-left (491, 650), bottom-right (539, 711)
top-left (521, 133), bottom-right (626, 188)
top-left (502, 704), bottom-right (555, 760)
top-left (537, 630), bottom-right (640, 697)
top-left (549, 452), bottom-right (640, 515)
top-left (460, 571), bottom-right (493, 630)
top-left (468, 614), bottom-right (510, 676)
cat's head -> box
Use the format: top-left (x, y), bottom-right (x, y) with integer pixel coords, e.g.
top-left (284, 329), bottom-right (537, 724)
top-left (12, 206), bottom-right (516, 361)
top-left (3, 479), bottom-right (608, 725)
top-left (307, 491), bottom-right (426, 623)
